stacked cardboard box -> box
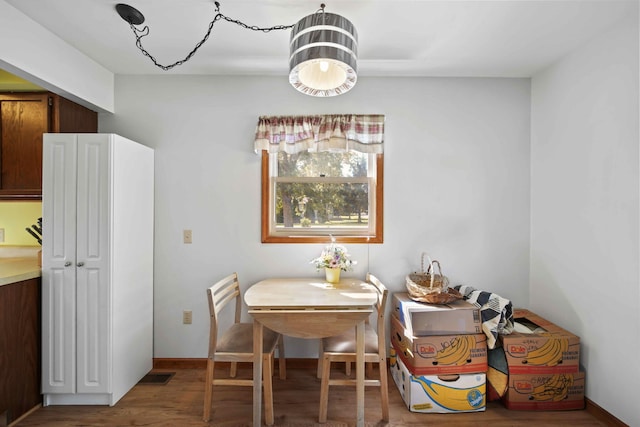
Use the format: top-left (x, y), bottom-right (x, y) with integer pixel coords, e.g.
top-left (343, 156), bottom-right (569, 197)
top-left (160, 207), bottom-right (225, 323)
top-left (389, 292), bottom-right (487, 414)
top-left (499, 308), bottom-right (585, 411)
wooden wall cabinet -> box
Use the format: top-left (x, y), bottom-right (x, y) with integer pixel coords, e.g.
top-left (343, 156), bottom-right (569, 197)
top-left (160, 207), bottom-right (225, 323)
top-left (0, 92), bottom-right (97, 200)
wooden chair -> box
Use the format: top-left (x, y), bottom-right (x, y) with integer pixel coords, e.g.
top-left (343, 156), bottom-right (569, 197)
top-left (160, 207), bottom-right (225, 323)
top-left (202, 272), bottom-right (286, 423)
top-left (317, 273), bottom-right (389, 423)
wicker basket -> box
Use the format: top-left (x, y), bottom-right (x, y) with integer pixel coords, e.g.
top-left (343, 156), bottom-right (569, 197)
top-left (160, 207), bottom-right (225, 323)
top-left (405, 253), bottom-right (462, 304)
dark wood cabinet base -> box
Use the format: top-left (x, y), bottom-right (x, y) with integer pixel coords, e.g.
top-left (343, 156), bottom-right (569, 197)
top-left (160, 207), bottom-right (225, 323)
top-left (0, 278), bottom-right (41, 425)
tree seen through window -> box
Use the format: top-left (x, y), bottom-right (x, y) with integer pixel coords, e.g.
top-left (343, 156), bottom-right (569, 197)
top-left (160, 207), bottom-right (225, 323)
top-left (276, 150), bottom-right (369, 229)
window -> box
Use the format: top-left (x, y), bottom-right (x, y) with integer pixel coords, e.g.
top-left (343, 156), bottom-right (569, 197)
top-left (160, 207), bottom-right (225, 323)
top-left (261, 150), bottom-right (383, 243)
top-left (255, 114), bottom-right (384, 244)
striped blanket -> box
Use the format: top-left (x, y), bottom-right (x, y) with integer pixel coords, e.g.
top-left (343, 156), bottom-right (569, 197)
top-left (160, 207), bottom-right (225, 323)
top-left (453, 285), bottom-right (514, 349)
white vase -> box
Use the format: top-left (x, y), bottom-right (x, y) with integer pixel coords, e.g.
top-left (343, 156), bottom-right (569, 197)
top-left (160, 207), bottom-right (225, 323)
top-left (325, 267), bottom-right (341, 283)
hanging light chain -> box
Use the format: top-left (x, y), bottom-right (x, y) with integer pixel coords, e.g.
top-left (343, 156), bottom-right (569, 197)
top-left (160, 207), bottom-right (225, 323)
top-left (127, 2), bottom-right (294, 71)
top-left (218, 14), bottom-right (294, 33)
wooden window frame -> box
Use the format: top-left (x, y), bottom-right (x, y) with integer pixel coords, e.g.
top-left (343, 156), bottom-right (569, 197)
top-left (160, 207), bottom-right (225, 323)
top-left (261, 150), bottom-right (384, 244)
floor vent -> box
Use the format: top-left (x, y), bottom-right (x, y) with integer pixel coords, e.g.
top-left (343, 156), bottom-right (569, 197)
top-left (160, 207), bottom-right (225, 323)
top-left (137, 372), bottom-right (175, 385)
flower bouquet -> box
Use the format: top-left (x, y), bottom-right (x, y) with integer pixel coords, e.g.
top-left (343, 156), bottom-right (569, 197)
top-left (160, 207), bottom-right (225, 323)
top-left (311, 241), bottom-right (356, 283)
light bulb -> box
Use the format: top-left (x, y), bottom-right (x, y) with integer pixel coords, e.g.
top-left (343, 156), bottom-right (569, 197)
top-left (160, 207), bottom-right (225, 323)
top-left (319, 61), bottom-right (329, 72)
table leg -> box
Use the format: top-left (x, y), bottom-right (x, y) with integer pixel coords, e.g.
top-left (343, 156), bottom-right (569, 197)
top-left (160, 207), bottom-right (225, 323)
top-left (253, 320), bottom-right (263, 427)
top-left (356, 319), bottom-right (365, 427)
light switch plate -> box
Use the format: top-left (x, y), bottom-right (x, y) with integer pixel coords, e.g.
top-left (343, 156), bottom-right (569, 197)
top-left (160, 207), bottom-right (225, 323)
top-left (183, 310), bottom-right (192, 324)
top-left (0, 228), bottom-right (4, 243)
top-left (183, 229), bottom-right (192, 244)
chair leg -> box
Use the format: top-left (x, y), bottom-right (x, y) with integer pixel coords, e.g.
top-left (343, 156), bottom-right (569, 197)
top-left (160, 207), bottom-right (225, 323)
top-left (317, 340), bottom-right (323, 379)
top-left (230, 361), bottom-right (238, 378)
top-left (278, 334), bottom-right (286, 380)
top-left (263, 353), bottom-right (274, 426)
top-left (318, 354), bottom-right (331, 423)
top-left (366, 361), bottom-right (374, 378)
top-left (345, 361), bottom-right (351, 376)
top-left (379, 356), bottom-right (390, 421)
top-left (202, 358), bottom-right (215, 422)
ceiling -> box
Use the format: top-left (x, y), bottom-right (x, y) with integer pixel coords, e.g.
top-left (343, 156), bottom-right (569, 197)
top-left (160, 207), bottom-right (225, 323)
top-left (2, 0), bottom-right (636, 81)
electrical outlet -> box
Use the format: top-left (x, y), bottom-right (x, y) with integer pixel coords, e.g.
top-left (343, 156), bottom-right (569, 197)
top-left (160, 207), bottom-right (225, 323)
top-left (0, 228), bottom-right (4, 243)
top-left (183, 229), bottom-right (192, 244)
top-left (183, 310), bottom-right (192, 324)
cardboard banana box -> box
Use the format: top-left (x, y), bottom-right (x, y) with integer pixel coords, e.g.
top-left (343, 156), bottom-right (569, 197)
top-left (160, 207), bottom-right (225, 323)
top-left (390, 346), bottom-right (486, 414)
top-left (390, 314), bottom-right (488, 375)
top-left (500, 308), bottom-right (580, 374)
top-left (392, 292), bottom-right (482, 336)
top-left (502, 371), bottom-right (585, 411)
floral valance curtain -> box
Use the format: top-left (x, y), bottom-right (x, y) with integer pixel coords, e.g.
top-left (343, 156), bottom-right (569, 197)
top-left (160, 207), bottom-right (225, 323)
top-left (254, 114), bottom-right (385, 154)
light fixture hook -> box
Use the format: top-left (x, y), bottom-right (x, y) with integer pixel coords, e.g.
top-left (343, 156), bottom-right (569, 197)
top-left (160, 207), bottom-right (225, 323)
top-left (116, 3), bottom-right (145, 26)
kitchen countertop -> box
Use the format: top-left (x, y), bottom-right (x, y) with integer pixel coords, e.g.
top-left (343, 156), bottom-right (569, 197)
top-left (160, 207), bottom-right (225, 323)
top-left (0, 246), bottom-right (41, 287)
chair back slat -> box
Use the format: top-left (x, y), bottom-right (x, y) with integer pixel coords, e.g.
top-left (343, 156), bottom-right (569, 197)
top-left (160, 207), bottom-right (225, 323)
top-left (209, 273), bottom-right (240, 317)
top-left (366, 273), bottom-right (388, 316)
top-left (214, 286), bottom-right (240, 317)
top-left (366, 273), bottom-right (388, 356)
top-left (207, 272), bottom-right (241, 357)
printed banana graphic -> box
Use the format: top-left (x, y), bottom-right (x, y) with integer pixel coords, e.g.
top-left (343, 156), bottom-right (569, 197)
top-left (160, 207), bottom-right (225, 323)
top-left (524, 338), bottom-right (568, 366)
top-left (433, 338), bottom-right (465, 365)
top-left (523, 339), bottom-right (560, 365)
top-left (529, 373), bottom-right (574, 402)
top-left (552, 374), bottom-right (573, 402)
top-left (389, 347), bottom-right (397, 368)
top-left (394, 332), bottom-right (412, 358)
top-left (435, 335), bottom-right (475, 366)
top-left (412, 376), bottom-right (485, 411)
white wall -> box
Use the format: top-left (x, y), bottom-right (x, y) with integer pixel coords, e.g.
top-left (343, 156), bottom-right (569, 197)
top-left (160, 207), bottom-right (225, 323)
top-left (99, 75), bottom-right (531, 358)
top-left (530, 12), bottom-right (639, 427)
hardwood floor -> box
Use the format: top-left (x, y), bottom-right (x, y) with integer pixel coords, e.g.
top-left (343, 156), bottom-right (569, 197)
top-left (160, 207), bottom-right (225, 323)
top-left (16, 364), bottom-right (611, 427)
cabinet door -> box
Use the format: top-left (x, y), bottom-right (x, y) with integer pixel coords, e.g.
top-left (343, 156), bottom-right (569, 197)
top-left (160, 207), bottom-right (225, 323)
top-left (0, 93), bottom-right (49, 194)
top-left (75, 135), bottom-right (111, 394)
top-left (41, 134), bottom-right (78, 394)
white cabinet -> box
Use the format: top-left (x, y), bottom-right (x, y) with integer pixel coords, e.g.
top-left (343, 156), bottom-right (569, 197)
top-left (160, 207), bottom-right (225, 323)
top-left (41, 133), bottom-right (154, 406)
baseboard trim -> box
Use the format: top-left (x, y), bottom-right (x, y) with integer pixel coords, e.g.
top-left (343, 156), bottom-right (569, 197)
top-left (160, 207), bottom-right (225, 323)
top-left (153, 358), bottom-right (207, 369)
top-left (585, 398), bottom-right (628, 427)
top-left (153, 358), bottom-right (626, 426)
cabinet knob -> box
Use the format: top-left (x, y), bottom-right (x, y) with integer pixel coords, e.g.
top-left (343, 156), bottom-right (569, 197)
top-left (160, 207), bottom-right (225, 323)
top-left (64, 261), bottom-right (72, 267)
top-left (77, 262), bottom-right (85, 267)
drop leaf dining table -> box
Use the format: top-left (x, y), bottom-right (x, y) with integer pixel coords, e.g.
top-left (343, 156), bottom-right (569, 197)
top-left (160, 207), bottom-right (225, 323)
top-left (244, 277), bottom-right (378, 427)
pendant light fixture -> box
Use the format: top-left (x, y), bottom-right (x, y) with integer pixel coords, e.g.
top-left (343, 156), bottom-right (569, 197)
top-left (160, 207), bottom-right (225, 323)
top-left (115, 2), bottom-right (357, 97)
top-left (289, 4), bottom-right (358, 97)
